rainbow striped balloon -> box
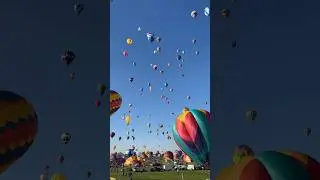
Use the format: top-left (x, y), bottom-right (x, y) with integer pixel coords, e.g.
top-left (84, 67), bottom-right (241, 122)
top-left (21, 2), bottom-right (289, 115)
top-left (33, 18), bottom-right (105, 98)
top-left (110, 90), bottom-right (122, 116)
top-left (0, 91), bottom-right (38, 175)
top-left (216, 150), bottom-right (320, 180)
top-left (172, 108), bottom-right (211, 165)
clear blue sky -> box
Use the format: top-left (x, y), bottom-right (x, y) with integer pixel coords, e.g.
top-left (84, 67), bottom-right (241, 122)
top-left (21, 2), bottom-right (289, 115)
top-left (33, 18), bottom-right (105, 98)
top-left (110, 0), bottom-right (210, 153)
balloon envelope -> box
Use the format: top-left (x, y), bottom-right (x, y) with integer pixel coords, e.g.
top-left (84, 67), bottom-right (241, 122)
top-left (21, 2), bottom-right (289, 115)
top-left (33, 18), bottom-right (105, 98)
top-left (110, 90), bottom-right (122, 116)
top-left (172, 108), bottom-right (210, 165)
top-left (0, 90), bottom-right (38, 175)
top-left (216, 150), bottom-right (320, 180)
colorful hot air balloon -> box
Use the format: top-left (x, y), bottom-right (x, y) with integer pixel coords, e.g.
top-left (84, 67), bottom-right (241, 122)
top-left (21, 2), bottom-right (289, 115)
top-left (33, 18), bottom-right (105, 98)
top-left (110, 90), bottom-right (122, 116)
top-left (172, 108), bottom-right (210, 165)
top-left (124, 115), bottom-right (131, 126)
top-left (183, 154), bottom-right (192, 163)
top-left (163, 151), bottom-right (174, 161)
top-left (126, 38), bottom-right (133, 45)
top-left (51, 173), bottom-right (66, 180)
top-left (0, 90), bottom-right (38, 175)
top-left (216, 150), bottom-right (320, 180)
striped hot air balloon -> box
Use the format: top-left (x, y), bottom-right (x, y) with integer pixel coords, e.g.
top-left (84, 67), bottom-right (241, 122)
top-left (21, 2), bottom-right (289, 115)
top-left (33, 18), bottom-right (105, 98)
top-left (172, 108), bottom-right (211, 165)
top-left (216, 150), bottom-right (320, 180)
top-left (110, 90), bottom-right (122, 116)
top-left (0, 90), bottom-right (38, 175)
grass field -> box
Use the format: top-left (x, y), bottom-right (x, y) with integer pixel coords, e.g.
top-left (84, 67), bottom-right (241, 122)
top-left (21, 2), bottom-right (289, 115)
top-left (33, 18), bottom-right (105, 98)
top-left (110, 170), bottom-right (210, 180)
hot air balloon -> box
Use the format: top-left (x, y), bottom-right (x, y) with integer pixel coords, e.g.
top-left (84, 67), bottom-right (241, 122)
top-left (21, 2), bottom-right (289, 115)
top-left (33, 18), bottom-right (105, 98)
top-left (163, 151), bottom-right (174, 161)
top-left (233, 144), bottom-right (255, 164)
top-left (61, 132), bottom-right (71, 144)
top-left (110, 132), bottom-right (115, 138)
top-left (125, 115), bottom-right (131, 126)
top-left (110, 90), bottom-right (122, 116)
top-left (246, 109), bottom-right (257, 121)
top-left (216, 150), bottom-right (320, 180)
top-left (69, 72), bottom-right (76, 80)
top-left (172, 108), bottom-right (210, 165)
top-left (74, 3), bottom-right (84, 16)
top-left (61, 49), bottom-right (75, 66)
top-left (0, 91), bottom-right (38, 175)
top-left (58, 154), bottom-right (65, 164)
top-left (51, 173), bottom-right (66, 180)
top-left (183, 154), bottom-right (192, 163)
top-left (98, 84), bottom-right (106, 96)
top-left (126, 38), bottom-right (133, 45)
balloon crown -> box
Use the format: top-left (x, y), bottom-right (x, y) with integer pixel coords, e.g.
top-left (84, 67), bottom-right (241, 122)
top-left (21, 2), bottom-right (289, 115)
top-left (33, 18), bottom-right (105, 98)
top-left (183, 107), bottom-right (190, 112)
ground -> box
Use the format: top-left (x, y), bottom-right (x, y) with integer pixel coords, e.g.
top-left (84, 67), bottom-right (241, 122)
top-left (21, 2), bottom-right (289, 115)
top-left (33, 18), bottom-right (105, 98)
top-left (110, 170), bottom-right (210, 180)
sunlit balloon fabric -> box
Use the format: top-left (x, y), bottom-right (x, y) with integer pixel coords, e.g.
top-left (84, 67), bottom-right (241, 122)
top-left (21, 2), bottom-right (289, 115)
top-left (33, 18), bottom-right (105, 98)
top-left (110, 90), bottom-right (122, 116)
top-left (172, 108), bottom-right (210, 165)
top-left (51, 173), bottom-right (66, 180)
top-left (0, 91), bottom-right (38, 175)
top-left (216, 151), bottom-right (320, 180)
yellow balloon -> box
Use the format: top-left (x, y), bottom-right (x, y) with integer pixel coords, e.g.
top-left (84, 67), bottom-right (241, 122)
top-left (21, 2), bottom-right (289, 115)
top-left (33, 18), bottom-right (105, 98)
top-left (126, 38), bottom-right (133, 45)
top-left (51, 173), bottom-right (66, 180)
top-left (125, 115), bottom-right (131, 126)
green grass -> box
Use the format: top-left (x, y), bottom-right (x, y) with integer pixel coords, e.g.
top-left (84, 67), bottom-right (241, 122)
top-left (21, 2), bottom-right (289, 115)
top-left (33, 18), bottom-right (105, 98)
top-left (110, 170), bottom-right (210, 180)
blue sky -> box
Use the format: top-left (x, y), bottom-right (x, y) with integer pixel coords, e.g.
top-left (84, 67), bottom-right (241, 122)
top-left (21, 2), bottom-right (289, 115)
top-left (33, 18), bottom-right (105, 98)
top-left (110, 0), bottom-right (210, 153)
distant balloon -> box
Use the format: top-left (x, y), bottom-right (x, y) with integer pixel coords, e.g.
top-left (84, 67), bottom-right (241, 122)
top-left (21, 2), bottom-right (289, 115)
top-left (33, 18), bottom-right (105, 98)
top-left (69, 72), bottom-right (76, 80)
top-left (246, 110), bottom-right (257, 121)
top-left (126, 38), bottom-right (133, 45)
top-left (98, 84), bottom-right (107, 96)
top-left (58, 154), bottom-right (65, 164)
top-left (204, 7), bottom-right (210, 16)
top-left (61, 49), bottom-right (76, 66)
top-left (74, 3), bottom-right (84, 16)
top-left (110, 132), bottom-right (115, 138)
top-left (305, 128), bottom-right (312, 136)
top-left (221, 9), bottom-right (230, 18)
top-left (146, 32), bottom-right (154, 42)
top-left (0, 91), bottom-right (38, 175)
top-left (95, 100), bottom-right (101, 107)
top-left (61, 133), bottom-right (71, 144)
top-left (110, 90), bottom-right (122, 116)
top-left (122, 50), bottom-right (128, 57)
top-left (191, 10), bottom-right (198, 18)
top-left (125, 115), bottom-right (131, 126)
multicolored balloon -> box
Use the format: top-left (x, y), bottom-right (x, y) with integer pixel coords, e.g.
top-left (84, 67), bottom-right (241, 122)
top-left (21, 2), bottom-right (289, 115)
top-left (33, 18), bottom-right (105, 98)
top-left (172, 108), bottom-right (210, 165)
top-left (110, 90), bottom-right (122, 116)
top-left (163, 151), bottom-right (174, 161)
top-left (183, 154), bottom-right (192, 163)
top-left (0, 91), bottom-right (38, 175)
top-left (216, 150), bottom-right (320, 180)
